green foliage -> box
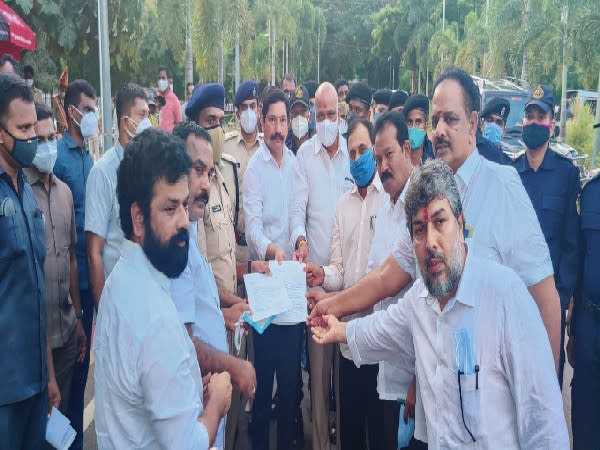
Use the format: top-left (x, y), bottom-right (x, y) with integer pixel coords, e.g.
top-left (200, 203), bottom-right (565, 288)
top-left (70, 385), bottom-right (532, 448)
top-left (566, 99), bottom-right (595, 158)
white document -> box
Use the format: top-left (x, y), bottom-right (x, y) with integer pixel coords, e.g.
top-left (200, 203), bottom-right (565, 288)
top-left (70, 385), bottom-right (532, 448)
top-left (243, 260), bottom-right (308, 325)
top-left (46, 407), bottom-right (77, 450)
top-left (269, 261), bottom-right (308, 325)
top-left (243, 269), bottom-right (291, 322)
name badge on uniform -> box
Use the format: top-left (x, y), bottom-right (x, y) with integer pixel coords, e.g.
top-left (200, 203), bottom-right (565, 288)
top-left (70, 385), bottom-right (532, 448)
top-left (464, 224), bottom-right (475, 239)
top-left (212, 204), bottom-right (222, 213)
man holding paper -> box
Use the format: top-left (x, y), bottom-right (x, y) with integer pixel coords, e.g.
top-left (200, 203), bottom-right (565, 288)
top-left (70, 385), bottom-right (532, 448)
top-left (243, 89), bottom-right (304, 450)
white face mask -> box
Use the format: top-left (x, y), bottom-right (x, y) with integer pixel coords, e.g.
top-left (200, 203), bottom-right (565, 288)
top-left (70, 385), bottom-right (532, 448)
top-left (126, 117), bottom-right (153, 138)
top-left (338, 119), bottom-right (348, 135)
top-left (32, 141), bottom-right (58, 173)
top-left (73, 107), bottom-right (99, 139)
top-left (291, 116), bottom-right (309, 139)
top-left (25, 79), bottom-right (34, 88)
top-left (316, 118), bottom-right (339, 147)
top-left (240, 109), bottom-right (257, 134)
top-left (158, 79), bottom-right (169, 92)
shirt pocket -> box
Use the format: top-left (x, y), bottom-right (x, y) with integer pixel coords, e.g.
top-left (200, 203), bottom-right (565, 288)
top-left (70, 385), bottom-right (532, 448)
top-left (441, 365), bottom-right (481, 444)
top-left (540, 194), bottom-right (564, 241)
top-left (581, 212), bottom-right (600, 256)
top-left (31, 209), bottom-right (46, 266)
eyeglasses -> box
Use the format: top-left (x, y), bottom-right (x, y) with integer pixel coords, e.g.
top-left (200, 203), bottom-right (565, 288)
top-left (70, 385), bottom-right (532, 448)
top-left (457, 364), bottom-right (479, 443)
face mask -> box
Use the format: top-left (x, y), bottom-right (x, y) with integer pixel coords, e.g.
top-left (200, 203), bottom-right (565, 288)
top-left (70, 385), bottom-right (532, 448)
top-left (291, 116), bottom-right (309, 139)
top-left (408, 127), bottom-right (426, 150)
top-left (158, 79), bottom-right (169, 92)
top-left (483, 122), bottom-right (503, 145)
top-left (522, 122), bottom-right (551, 149)
top-left (207, 125), bottom-right (225, 163)
top-left (240, 109), bottom-right (257, 134)
top-left (347, 112), bottom-right (359, 123)
top-left (373, 111), bottom-right (382, 124)
top-left (32, 140), bottom-right (58, 173)
top-left (349, 147), bottom-right (376, 188)
top-left (25, 79), bottom-right (34, 88)
top-left (2, 128), bottom-right (38, 167)
top-left (126, 117), bottom-right (153, 138)
top-left (73, 107), bottom-right (98, 139)
top-left (338, 119), bottom-right (348, 136)
top-left (316, 118), bottom-right (338, 147)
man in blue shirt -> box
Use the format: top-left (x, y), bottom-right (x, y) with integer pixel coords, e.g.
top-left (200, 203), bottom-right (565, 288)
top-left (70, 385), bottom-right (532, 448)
top-left (0, 73), bottom-right (54, 448)
top-left (571, 173), bottom-right (600, 449)
top-left (514, 85), bottom-right (580, 387)
top-left (53, 78), bottom-right (97, 450)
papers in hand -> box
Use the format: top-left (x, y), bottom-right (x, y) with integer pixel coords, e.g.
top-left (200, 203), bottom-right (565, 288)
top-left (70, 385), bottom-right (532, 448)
top-left (243, 261), bottom-right (307, 326)
top-left (46, 407), bottom-right (77, 450)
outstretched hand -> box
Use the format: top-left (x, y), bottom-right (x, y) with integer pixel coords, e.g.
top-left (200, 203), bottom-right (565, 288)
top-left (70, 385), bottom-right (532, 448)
top-left (310, 314), bottom-right (347, 345)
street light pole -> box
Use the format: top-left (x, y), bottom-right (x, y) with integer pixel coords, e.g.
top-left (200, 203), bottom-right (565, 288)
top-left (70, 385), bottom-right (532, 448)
top-left (98, 0), bottom-right (112, 151)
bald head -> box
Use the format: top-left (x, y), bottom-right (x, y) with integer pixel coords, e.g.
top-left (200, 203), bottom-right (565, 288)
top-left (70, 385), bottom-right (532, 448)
top-left (315, 82), bottom-right (338, 123)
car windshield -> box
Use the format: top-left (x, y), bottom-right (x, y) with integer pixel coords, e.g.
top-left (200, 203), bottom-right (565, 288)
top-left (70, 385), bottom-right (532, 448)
top-left (482, 92), bottom-right (528, 132)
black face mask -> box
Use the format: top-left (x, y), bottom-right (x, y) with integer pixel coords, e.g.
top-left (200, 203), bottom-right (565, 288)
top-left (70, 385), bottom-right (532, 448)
top-left (143, 219), bottom-right (189, 279)
top-left (522, 123), bottom-right (550, 149)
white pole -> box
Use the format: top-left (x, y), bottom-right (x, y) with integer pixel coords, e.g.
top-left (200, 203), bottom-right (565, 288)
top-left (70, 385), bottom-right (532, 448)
top-left (98, 0), bottom-right (112, 150)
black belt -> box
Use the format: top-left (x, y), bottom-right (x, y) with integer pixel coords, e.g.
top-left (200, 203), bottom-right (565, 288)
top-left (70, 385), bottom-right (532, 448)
top-left (582, 295), bottom-right (600, 322)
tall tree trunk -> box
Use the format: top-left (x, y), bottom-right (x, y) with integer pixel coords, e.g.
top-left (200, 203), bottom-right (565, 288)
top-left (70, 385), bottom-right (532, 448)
top-left (184, 0), bottom-right (193, 87)
top-left (558, 0), bottom-right (569, 143)
top-left (218, 31), bottom-right (224, 84)
top-left (520, 0), bottom-right (530, 81)
top-left (235, 31), bottom-right (240, 91)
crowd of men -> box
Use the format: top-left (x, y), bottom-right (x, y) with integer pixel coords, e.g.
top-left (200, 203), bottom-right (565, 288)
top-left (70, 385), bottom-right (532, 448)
top-left (1, 50), bottom-right (599, 450)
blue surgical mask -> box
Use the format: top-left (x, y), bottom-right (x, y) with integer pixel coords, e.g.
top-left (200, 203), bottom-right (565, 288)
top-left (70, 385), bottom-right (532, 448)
top-left (2, 128), bottom-right (38, 168)
top-left (373, 111), bottom-right (382, 124)
top-left (408, 127), bottom-right (426, 150)
top-left (483, 122), bottom-right (503, 145)
top-left (349, 147), bottom-right (376, 188)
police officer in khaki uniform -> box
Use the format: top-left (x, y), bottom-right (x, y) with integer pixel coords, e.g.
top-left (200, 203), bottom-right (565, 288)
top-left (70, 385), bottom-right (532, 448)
top-left (185, 83), bottom-right (241, 300)
top-left (224, 80), bottom-right (263, 280)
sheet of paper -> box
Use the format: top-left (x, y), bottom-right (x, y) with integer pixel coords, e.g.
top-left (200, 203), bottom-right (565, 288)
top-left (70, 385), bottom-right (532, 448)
top-left (269, 261), bottom-right (308, 325)
top-left (46, 407), bottom-right (76, 450)
top-left (243, 271), bottom-right (291, 322)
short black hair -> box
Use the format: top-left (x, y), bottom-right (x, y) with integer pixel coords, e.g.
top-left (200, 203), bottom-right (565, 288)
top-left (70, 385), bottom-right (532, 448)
top-left (335, 79), bottom-right (349, 91)
top-left (0, 73), bottom-right (33, 126)
top-left (433, 67), bottom-right (481, 115)
top-left (172, 121), bottom-right (211, 144)
top-left (115, 83), bottom-right (147, 122)
top-left (347, 117), bottom-right (374, 144)
top-left (64, 79), bottom-right (96, 119)
top-left (35, 102), bottom-right (53, 121)
top-left (0, 54), bottom-right (19, 74)
top-left (281, 73), bottom-right (296, 86)
top-left (117, 128), bottom-right (191, 240)
top-left (23, 65), bottom-right (34, 78)
top-left (158, 66), bottom-right (173, 79)
top-left (186, 82), bottom-right (194, 89)
top-left (261, 88), bottom-right (290, 118)
top-left (374, 111), bottom-right (409, 148)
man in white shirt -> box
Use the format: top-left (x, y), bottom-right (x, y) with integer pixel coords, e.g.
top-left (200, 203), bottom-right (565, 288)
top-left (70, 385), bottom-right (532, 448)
top-left (86, 83), bottom-right (151, 309)
top-left (170, 122), bottom-right (259, 450)
top-left (94, 128), bottom-right (232, 449)
top-left (305, 117), bottom-right (386, 449)
top-left (243, 89), bottom-right (303, 450)
top-left (311, 160), bottom-right (569, 449)
top-left (289, 81), bottom-right (352, 450)
top-left (309, 67), bottom-right (562, 371)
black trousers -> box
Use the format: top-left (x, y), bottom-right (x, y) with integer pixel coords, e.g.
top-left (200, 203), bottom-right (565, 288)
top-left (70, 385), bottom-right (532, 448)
top-left (339, 354), bottom-right (387, 450)
top-left (251, 323), bottom-right (303, 450)
top-left (0, 388), bottom-right (47, 450)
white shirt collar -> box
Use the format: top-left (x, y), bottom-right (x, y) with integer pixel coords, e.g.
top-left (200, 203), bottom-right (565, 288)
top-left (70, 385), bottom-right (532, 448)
top-left (350, 171), bottom-right (384, 196)
top-left (314, 132), bottom-right (347, 158)
top-left (455, 148), bottom-right (480, 191)
top-left (259, 141), bottom-right (291, 164)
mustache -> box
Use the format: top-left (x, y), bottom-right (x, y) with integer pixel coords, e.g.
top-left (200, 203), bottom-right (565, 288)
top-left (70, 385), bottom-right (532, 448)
top-left (171, 228), bottom-right (190, 246)
top-left (425, 249), bottom-right (446, 267)
top-left (195, 189), bottom-right (209, 205)
top-left (434, 136), bottom-right (451, 151)
top-left (270, 133), bottom-right (285, 141)
top-left (380, 170), bottom-right (393, 183)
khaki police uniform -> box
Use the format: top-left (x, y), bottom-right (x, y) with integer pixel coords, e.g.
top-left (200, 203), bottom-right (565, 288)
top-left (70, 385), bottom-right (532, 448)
top-left (203, 163), bottom-right (238, 294)
top-left (223, 131), bottom-right (262, 267)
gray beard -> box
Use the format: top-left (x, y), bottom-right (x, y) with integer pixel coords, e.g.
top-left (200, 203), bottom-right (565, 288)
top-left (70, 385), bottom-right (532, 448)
top-left (418, 235), bottom-right (464, 300)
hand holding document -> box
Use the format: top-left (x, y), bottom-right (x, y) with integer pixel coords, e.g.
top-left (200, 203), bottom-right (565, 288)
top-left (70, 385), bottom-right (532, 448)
top-left (243, 261), bottom-right (308, 327)
top-left (46, 407), bottom-right (76, 450)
